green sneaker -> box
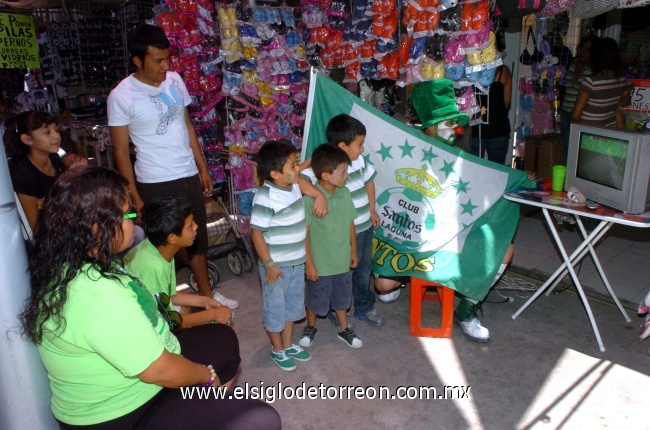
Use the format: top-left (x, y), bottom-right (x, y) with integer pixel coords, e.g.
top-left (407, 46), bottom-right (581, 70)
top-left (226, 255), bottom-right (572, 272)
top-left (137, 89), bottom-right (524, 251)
top-left (284, 344), bottom-right (311, 362)
top-left (270, 349), bottom-right (296, 371)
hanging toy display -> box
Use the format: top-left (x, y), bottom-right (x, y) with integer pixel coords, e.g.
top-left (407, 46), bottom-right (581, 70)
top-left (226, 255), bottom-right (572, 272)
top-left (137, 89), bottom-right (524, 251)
top-left (154, 0), bottom-right (510, 208)
top-left (397, 0), bottom-right (498, 124)
top-left (302, 0), bottom-right (400, 82)
top-left (220, 1), bottom-right (308, 153)
top-left (153, 0), bottom-right (226, 185)
top-left (219, 1), bottom-right (309, 231)
top-left (531, 39), bottom-right (567, 102)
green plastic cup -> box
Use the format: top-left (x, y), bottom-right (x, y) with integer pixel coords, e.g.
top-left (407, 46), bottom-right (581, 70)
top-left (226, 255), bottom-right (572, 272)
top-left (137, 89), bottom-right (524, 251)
top-left (552, 165), bottom-right (566, 192)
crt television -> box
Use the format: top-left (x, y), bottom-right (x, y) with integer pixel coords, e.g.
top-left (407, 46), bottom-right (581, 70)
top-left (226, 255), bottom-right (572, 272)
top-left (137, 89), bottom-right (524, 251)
top-left (565, 123), bottom-right (650, 214)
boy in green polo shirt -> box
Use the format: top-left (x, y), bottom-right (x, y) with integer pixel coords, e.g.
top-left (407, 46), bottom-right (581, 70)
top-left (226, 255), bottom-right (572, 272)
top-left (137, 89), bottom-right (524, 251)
top-left (299, 144), bottom-right (362, 349)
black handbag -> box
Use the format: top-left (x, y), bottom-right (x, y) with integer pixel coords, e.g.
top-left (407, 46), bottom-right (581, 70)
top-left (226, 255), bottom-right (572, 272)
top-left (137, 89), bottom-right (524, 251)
top-left (519, 28), bottom-right (542, 66)
top-left (496, 0), bottom-right (546, 19)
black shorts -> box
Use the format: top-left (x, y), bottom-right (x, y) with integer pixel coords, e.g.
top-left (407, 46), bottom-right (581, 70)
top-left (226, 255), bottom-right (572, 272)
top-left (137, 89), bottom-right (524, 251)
top-left (136, 174), bottom-right (208, 255)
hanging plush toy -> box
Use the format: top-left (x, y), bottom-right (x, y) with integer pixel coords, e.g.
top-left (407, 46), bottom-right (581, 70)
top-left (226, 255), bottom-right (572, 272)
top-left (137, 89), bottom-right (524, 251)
top-left (531, 39), bottom-right (566, 101)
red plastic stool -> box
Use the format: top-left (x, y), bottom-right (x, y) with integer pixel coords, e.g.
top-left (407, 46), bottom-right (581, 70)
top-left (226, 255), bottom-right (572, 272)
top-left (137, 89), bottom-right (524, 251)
top-left (409, 277), bottom-right (454, 338)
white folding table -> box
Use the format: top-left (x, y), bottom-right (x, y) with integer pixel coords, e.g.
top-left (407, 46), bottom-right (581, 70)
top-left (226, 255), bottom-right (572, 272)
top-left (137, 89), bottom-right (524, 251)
top-left (504, 180), bottom-right (650, 352)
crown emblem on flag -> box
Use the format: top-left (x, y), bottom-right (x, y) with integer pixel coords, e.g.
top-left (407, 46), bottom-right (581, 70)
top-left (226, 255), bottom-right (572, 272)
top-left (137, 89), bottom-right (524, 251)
top-left (395, 165), bottom-right (442, 199)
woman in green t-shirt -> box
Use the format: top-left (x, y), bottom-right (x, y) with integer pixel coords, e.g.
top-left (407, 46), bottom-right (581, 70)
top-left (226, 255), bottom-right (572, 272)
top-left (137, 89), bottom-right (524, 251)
top-left (20, 166), bottom-right (280, 429)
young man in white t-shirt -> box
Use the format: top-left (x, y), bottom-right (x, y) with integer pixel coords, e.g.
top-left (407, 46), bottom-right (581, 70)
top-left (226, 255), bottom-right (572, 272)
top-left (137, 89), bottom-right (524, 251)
top-left (108, 24), bottom-right (238, 309)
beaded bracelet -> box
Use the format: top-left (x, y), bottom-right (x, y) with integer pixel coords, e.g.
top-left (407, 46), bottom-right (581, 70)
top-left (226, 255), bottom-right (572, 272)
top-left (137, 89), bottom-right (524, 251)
top-left (261, 257), bottom-right (273, 266)
top-left (203, 364), bottom-right (216, 387)
top-left (264, 263), bottom-right (277, 271)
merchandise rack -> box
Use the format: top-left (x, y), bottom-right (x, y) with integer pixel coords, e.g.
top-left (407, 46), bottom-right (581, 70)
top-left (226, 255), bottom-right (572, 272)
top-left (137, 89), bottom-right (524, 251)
top-left (31, 1), bottom-right (155, 99)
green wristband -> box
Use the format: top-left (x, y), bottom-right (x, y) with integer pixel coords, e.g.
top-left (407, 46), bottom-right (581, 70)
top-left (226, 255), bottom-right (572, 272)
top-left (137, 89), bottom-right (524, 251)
top-left (212, 312), bottom-right (234, 326)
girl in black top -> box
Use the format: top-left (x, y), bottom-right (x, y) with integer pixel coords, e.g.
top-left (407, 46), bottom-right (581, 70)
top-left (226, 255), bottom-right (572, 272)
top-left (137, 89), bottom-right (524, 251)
top-left (4, 110), bottom-right (65, 230)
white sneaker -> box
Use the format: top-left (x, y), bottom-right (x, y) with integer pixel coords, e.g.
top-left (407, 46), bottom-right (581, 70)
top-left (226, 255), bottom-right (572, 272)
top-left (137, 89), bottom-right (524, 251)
top-left (213, 291), bottom-right (239, 310)
top-left (378, 288), bottom-right (401, 304)
top-left (299, 326), bottom-right (317, 347)
top-left (337, 327), bottom-right (363, 348)
top-left (455, 316), bottom-right (490, 343)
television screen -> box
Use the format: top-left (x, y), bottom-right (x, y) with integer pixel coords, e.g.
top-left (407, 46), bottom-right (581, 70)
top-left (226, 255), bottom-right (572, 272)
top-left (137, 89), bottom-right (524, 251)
top-left (576, 132), bottom-right (629, 191)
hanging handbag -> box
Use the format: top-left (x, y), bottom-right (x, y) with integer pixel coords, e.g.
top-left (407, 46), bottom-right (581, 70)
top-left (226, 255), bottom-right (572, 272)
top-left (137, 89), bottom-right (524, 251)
top-left (495, 0), bottom-right (546, 19)
top-left (537, 0), bottom-right (575, 16)
top-left (571, 0), bottom-right (617, 18)
top-left (519, 28), bottom-right (542, 66)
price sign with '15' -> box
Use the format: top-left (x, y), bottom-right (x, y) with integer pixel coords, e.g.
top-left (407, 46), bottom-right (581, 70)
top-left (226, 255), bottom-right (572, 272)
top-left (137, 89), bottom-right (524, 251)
top-left (620, 79), bottom-right (650, 130)
top-left (627, 80), bottom-right (650, 112)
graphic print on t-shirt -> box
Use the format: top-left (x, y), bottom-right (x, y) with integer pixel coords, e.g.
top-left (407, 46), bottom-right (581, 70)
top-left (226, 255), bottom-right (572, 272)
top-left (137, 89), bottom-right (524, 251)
top-left (150, 79), bottom-right (184, 135)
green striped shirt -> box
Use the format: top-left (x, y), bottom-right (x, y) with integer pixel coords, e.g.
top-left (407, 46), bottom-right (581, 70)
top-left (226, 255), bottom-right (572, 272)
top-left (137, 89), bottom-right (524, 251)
top-left (250, 182), bottom-right (306, 266)
top-left (561, 62), bottom-right (592, 113)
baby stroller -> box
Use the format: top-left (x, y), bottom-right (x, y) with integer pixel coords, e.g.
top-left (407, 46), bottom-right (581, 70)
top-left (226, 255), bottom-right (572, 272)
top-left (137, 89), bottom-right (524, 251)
top-left (188, 181), bottom-right (255, 291)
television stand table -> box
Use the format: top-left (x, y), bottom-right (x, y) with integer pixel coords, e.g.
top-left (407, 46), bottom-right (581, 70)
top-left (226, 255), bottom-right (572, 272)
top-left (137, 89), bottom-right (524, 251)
top-left (504, 178), bottom-right (650, 352)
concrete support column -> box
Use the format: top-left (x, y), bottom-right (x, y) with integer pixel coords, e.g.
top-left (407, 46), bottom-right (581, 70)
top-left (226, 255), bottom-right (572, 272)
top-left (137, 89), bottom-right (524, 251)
top-left (0, 143), bottom-right (57, 429)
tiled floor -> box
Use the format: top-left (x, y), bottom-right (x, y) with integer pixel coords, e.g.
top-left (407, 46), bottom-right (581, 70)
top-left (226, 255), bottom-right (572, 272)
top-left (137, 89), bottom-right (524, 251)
top-left (511, 206), bottom-right (650, 309)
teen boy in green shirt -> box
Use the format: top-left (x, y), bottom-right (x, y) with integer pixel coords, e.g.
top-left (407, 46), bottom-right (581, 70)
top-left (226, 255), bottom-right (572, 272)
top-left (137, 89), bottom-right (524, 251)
top-left (125, 196), bottom-right (232, 328)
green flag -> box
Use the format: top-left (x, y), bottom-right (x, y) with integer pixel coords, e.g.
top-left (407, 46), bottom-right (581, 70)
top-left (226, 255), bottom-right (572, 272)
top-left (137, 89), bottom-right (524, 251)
top-left (302, 72), bottom-right (529, 299)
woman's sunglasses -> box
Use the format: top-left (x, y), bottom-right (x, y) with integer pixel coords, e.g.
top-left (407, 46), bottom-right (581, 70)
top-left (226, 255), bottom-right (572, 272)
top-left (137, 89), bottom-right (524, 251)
top-left (155, 292), bottom-right (183, 333)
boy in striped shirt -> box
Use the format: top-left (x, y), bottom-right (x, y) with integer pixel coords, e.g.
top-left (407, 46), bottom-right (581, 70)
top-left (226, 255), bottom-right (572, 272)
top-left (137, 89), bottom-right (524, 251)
top-left (251, 140), bottom-right (312, 371)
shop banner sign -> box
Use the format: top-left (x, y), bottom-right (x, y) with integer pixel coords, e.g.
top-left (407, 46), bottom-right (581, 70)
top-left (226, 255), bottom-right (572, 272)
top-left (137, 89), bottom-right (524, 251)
top-left (302, 71), bottom-right (530, 299)
top-left (0, 13), bottom-right (39, 69)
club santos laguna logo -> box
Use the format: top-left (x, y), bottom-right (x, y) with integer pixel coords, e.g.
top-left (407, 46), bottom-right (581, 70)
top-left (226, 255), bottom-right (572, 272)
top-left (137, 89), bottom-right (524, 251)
top-left (376, 165), bottom-right (441, 251)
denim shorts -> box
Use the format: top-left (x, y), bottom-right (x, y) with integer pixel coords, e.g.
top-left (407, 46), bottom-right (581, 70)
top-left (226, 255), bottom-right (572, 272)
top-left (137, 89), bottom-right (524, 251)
top-left (260, 263), bottom-right (306, 332)
top-left (305, 271), bottom-right (353, 316)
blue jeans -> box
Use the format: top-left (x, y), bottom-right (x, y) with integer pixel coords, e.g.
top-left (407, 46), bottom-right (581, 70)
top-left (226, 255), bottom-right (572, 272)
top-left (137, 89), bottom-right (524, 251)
top-left (470, 136), bottom-right (510, 165)
top-left (560, 109), bottom-right (571, 157)
top-left (352, 227), bottom-right (375, 315)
